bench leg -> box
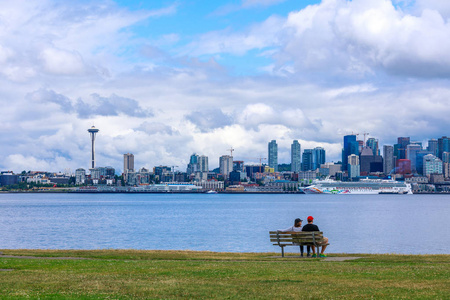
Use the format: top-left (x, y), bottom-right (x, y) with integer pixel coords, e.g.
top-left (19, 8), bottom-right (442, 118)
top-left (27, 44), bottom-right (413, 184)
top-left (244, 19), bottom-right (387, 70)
top-left (300, 246), bottom-right (304, 256)
top-left (281, 246), bottom-right (285, 257)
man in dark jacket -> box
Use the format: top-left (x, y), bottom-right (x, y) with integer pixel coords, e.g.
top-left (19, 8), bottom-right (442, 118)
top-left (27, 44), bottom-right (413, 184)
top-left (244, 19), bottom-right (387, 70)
top-left (302, 216), bottom-right (329, 257)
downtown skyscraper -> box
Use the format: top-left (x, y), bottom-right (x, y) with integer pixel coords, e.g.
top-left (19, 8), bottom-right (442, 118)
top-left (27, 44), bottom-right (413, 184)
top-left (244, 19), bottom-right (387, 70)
top-left (291, 140), bottom-right (301, 173)
top-left (342, 134), bottom-right (359, 171)
top-left (268, 140), bottom-right (278, 172)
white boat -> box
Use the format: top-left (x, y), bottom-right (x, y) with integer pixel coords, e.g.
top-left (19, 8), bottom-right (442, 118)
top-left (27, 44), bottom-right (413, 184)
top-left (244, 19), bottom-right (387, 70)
top-left (302, 178), bottom-right (413, 195)
top-left (205, 190), bottom-right (218, 194)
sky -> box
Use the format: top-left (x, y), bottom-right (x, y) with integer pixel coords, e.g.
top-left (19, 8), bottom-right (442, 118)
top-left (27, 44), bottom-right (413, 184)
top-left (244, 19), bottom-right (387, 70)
top-left (1, 0), bottom-right (450, 173)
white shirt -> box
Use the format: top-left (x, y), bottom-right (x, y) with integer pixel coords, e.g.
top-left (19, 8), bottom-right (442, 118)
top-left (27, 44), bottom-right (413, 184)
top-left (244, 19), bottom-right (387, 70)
top-left (277, 226), bottom-right (302, 232)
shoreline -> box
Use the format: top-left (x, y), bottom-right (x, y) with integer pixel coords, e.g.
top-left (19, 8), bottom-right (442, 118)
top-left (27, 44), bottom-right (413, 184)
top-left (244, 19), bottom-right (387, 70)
top-left (1, 190), bottom-right (450, 194)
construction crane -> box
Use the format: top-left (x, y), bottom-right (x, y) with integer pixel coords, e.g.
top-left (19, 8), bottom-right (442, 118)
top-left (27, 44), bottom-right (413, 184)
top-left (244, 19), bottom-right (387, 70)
top-left (227, 147), bottom-right (235, 157)
top-left (362, 132), bottom-right (370, 144)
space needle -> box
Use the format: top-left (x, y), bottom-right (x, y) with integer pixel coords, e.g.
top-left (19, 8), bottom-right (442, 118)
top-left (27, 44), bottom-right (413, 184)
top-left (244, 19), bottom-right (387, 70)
top-left (87, 126), bottom-right (99, 169)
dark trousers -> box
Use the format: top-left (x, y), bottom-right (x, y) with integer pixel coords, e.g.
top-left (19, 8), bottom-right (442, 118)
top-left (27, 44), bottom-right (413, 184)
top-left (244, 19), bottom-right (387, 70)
top-left (300, 246), bottom-right (311, 255)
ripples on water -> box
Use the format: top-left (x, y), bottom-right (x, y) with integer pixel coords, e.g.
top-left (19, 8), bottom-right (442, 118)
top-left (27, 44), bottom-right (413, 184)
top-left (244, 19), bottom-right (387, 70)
top-left (0, 193), bottom-right (448, 254)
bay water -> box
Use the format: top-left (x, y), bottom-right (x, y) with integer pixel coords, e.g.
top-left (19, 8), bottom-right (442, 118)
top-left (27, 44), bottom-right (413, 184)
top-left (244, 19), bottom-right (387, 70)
top-left (0, 193), bottom-right (448, 254)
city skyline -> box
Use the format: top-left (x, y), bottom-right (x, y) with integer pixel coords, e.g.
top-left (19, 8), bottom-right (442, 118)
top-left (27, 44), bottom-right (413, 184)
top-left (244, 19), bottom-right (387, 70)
top-left (1, 1), bottom-right (450, 173)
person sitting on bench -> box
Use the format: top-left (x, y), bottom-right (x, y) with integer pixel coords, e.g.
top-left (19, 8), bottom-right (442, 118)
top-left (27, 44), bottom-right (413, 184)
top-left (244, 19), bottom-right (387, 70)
top-left (277, 218), bottom-right (311, 257)
top-left (302, 216), bottom-right (329, 258)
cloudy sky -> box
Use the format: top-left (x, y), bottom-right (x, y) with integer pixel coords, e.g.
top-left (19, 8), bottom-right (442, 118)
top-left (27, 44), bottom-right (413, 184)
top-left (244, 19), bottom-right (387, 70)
top-left (1, 0), bottom-right (450, 173)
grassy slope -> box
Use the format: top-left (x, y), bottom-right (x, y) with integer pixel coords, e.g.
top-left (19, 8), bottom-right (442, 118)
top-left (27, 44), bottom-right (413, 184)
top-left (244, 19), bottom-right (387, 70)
top-left (0, 250), bottom-right (449, 299)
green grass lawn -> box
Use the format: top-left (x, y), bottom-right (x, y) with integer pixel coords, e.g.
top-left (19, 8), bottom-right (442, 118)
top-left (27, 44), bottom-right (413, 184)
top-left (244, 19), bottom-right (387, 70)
top-left (0, 250), bottom-right (449, 299)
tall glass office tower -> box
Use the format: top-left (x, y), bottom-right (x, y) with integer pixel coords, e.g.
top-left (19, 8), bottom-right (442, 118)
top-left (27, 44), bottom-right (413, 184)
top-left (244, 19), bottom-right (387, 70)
top-left (291, 140), bottom-right (301, 173)
top-left (342, 135), bottom-right (359, 171)
top-left (268, 140), bottom-right (278, 172)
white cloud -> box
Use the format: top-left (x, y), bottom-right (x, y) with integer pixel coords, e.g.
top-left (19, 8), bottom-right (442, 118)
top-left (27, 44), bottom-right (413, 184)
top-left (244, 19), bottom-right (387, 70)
top-left (40, 48), bottom-right (86, 75)
top-left (280, 0), bottom-right (450, 78)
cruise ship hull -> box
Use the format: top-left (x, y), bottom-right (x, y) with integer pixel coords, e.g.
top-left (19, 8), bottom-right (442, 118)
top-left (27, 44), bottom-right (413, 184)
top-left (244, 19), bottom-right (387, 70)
top-left (302, 179), bottom-right (413, 195)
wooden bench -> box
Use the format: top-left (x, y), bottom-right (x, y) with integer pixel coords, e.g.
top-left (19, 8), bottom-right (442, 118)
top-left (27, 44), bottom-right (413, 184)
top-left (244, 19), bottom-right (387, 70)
top-left (269, 231), bottom-right (328, 257)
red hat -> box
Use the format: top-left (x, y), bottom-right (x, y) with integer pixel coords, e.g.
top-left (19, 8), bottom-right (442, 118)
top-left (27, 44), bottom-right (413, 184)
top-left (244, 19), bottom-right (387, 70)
top-left (307, 216), bottom-right (314, 221)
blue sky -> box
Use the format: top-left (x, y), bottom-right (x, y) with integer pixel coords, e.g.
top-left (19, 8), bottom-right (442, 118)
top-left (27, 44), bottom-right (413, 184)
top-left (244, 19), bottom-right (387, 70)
top-left (1, 0), bottom-right (450, 173)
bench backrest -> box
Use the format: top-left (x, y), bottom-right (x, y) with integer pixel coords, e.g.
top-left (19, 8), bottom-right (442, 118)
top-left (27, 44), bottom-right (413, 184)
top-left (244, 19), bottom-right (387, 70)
top-left (269, 231), bottom-right (324, 246)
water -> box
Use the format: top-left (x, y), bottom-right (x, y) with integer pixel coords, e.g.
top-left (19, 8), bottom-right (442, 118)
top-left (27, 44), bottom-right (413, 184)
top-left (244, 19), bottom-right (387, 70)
top-left (0, 193), bottom-right (448, 254)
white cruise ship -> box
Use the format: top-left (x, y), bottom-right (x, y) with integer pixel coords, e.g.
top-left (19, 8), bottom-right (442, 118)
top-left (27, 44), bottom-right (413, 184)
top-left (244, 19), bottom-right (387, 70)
top-left (302, 178), bottom-right (413, 195)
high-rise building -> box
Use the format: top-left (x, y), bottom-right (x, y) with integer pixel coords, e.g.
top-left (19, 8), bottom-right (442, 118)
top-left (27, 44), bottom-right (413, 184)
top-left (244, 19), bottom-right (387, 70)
top-left (348, 154), bottom-right (360, 179)
top-left (187, 154), bottom-right (199, 174)
top-left (123, 153), bottom-right (134, 174)
top-left (187, 154), bottom-right (208, 174)
top-left (302, 149), bottom-right (313, 171)
top-left (75, 168), bottom-right (86, 185)
top-left (219, 155), bottom-right (233, 179)
top-left (342, 135), bottom-right (359, 171)
top-left (291, 140), bottom-right (301, 173)
top-left (438, 136), bottom-right (450, 160)
top-left (395, 137), bottom-right (410, 159)
top-left (427, 139), bottom-right (439, 157)
top-left (268, 140), bottom-right (278, 172)
top-left (199, 155), bottom-right (209, 172)
top-left (87, 126), bottom-right (99, 169)
top-left (313, 147), bottom-right (326, 170)
top-left (406, 144), bottom-right (422, 173)
top-left (423, 154), bottom-right (443, 176)
top-left (442, 152), bottom-right (450, 163)
top-left (366, 138), bottom-right (379, 156)
top-left (383, 145), bottom-right (394, 174)
top-left (360, 147), bottom-right (383, 175)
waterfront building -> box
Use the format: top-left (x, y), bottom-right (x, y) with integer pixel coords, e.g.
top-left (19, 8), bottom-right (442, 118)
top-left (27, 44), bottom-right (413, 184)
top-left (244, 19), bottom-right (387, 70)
top-left (427, 139), bottom-right (439, 157)
top-left (193, 180), bottom-right (224, 191)
top-left (291, 140), bottom-right (301, 173)
top-left (268, 140), bottom-right (278, 172)
top-left (438, 136), bottom-right (450, 160)
top-left (348, 154), bottom-right (360, 179)
top-left (407, 144), bottom-right (422, 173)
top-left (127, 167), bottom-right (152, 185)
top-left (342, 135), bottom-right (359, 171)
top-left (0, 172), bottom-right (19, 186)
top-left (75, 168), bottom-right (86, 185)
top-left (219, 155), bottom-right (233, 179)
top-left (123, 153), bottom-right (134, 174)
top-left (423, 154), bottom-right (443, 177)
top-left (366, 138), bottom-right (380, 156)
top-left (383, 145), bottom-right (394, 175)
